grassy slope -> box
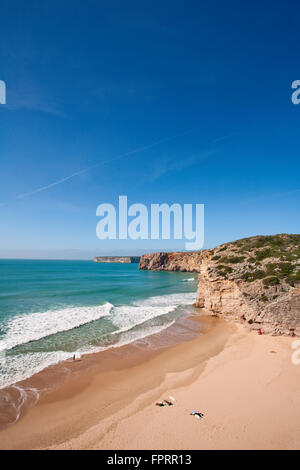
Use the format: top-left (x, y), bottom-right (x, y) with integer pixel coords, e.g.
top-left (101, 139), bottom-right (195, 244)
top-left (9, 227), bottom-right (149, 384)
top-left (208, 234), bottom-right (300, 287)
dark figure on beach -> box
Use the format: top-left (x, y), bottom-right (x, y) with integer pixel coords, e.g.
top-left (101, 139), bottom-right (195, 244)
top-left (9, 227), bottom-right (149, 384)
top-left (155, 399), bottom-right (174, 407)
top-left (190, 410), bottom-right (204, 419)
top-left (163, 400), bottom-right (173, 406)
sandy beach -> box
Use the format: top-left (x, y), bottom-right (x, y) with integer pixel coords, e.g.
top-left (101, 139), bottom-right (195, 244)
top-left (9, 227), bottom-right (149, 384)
top-left (0, 313), bottom-right (299, 450)
top-left (2, 0), bottom-right (300, 453)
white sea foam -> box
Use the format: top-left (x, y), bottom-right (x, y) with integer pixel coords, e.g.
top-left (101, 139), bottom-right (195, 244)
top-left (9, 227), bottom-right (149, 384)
top-left (0, 320), bottom-right (176, 389)
top-left (0, 302), bottom-right (113, 352)
top-left (0, 350), bottom-right (73, 389)
top-left (116, 320), bottom-right (176, 348)
top-left (9, 385), bottom-right (40, 423)
top-left (110, 305), bottom-right (176, 332)
top-left (105, 292), bottom-right (194, 333)
top-left (0, 292), bottom-right (196, 388)
top-left (109, 292), bottom-right (195, 332)
top-left (135, 292), bottom-right (195, 307)
top-left (77, 319), bottom-right (176, 356)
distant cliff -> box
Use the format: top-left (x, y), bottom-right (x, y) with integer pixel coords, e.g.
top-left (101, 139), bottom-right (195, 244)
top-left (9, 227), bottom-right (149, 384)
top-left (139, 251), bottom-right (203, 272)
top-left (139, 234), bottom-right (300, 336)
top-left (94, 256), bottom-right (140, 263)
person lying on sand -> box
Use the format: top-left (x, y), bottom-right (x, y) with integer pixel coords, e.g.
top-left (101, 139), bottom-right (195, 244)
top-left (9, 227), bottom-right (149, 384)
top-left (190, 410), bottom-right (204, 419)
top-left (155, 397), bottom-right (175, 407)
top-left (163, 400), bottom-right (174, 406)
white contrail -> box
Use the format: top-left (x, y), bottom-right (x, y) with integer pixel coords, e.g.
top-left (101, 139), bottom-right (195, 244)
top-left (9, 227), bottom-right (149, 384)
top-left (16, 165), bottom-right (98, 199)
top-left (13, 128), bottom-right (194, 202)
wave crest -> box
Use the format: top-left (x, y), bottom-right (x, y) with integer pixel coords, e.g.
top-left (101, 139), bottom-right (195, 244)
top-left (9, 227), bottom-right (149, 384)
top-left (0, 302), bottom-right (113, 352)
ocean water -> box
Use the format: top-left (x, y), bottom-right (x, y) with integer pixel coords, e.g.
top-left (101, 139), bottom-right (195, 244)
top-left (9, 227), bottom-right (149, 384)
top-left (0, 260), bottom-right (198, 389)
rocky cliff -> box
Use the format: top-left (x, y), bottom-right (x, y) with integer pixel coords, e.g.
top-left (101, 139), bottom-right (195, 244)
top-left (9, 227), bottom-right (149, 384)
top-left (139, 234), bottom-right (300, 336)
top-left (139, 251), bottom-right (203, 272)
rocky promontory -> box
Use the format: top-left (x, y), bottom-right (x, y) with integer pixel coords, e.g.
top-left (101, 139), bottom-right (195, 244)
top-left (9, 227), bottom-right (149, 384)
top-left (139, 251), bottom-right (203, 272)
top-left (139, 234), bottom-right (300, 336)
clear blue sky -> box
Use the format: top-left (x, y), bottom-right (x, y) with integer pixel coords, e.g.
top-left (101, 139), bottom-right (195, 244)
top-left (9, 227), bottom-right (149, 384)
top-left (1, 0), bottom-right (300, 258)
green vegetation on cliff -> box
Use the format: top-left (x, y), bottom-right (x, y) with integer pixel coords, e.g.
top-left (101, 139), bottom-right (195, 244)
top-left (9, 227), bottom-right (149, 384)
top-left (139, 234), bottom-right (300, 336)
top-left (214, 234), bottom-right (300, 287)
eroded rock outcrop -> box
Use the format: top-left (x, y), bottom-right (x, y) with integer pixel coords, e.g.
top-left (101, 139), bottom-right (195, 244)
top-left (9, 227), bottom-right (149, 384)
top-left (139, 234), bottom-right (300, 336)
top-left (139, 251), bottom-right (203, 272)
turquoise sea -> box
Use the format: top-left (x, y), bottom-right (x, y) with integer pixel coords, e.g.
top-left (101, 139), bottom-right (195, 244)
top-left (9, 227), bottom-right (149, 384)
top-left (0, 260), bottom-right (197, 389)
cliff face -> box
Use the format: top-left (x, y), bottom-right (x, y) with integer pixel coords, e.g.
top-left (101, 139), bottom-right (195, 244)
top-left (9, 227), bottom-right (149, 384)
top-left (139, 251), bottom-right (203, 272)
top-left (139, 235), bottom-right (300, 336)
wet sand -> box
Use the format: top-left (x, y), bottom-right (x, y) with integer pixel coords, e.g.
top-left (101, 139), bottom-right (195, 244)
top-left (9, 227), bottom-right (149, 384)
top-left (0, 314), bottom-right (299, 450)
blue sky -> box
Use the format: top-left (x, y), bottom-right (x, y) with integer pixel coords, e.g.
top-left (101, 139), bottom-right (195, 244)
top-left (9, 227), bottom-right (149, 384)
top-left (0, 0), bottom-right (300, 258)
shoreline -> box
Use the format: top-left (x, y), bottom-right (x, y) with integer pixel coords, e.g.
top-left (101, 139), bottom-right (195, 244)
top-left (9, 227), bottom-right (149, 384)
top-left (0, 312), bottom-right (299, 449)
top-left (0, 313), bottom-right (202, 431)
top-left (0, 313), bottom-right (231, 449)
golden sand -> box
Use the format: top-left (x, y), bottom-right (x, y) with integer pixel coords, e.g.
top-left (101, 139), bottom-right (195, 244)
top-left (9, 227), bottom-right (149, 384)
top-left (0, 314), bottom-right (299, 450)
